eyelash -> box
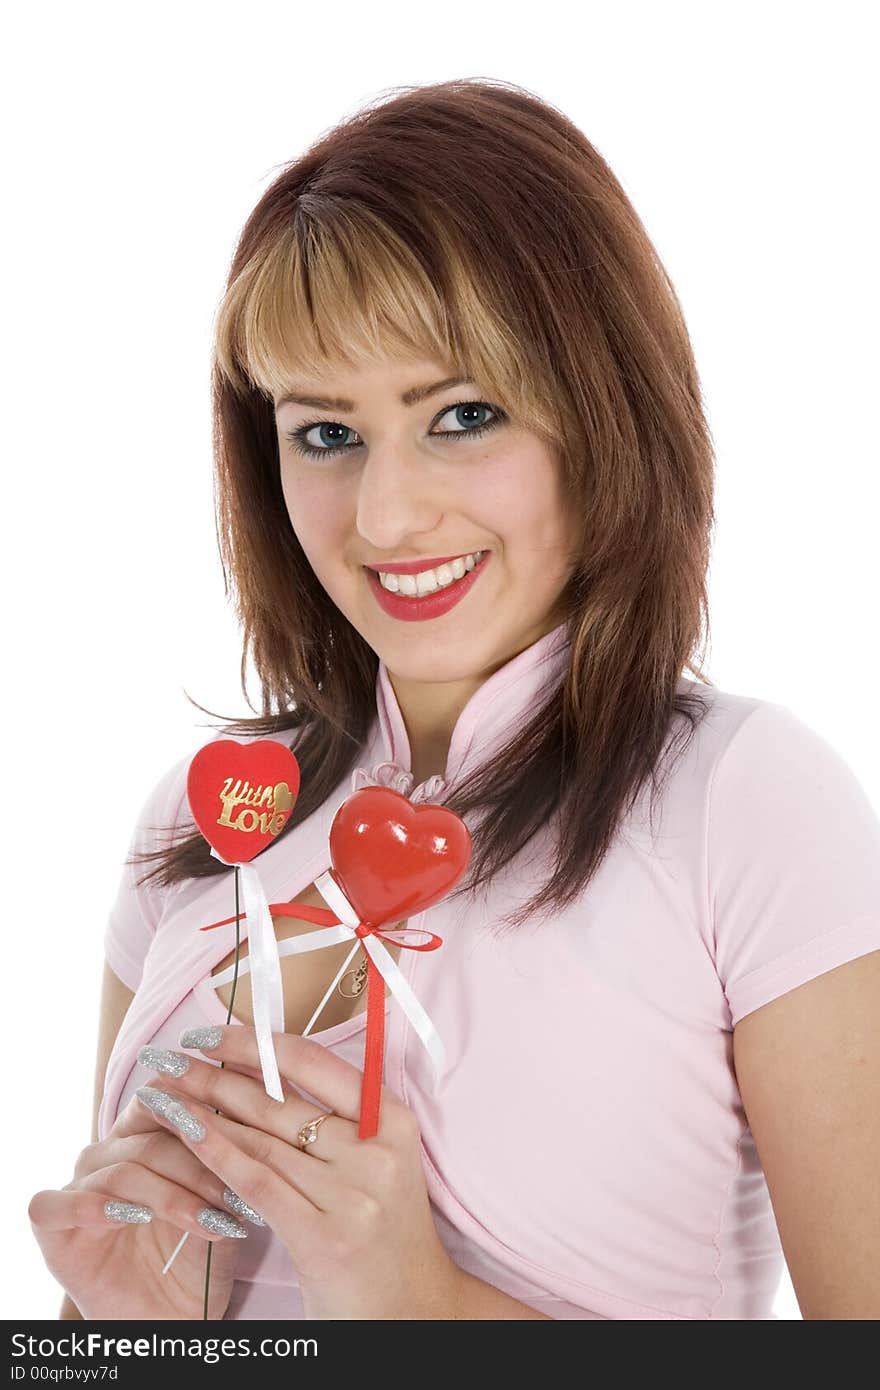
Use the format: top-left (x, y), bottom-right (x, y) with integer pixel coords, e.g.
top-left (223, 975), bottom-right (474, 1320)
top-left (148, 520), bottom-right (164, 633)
top-left (284, 399), bottom-right (507, 461)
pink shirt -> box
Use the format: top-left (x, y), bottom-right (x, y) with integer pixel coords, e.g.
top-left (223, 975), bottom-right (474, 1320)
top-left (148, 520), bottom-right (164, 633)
top-left (99, 620), bottom-right (880, 1319)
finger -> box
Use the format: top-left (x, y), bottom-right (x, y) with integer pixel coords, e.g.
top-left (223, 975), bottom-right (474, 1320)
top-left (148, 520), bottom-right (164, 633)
top-left (134, 1049), bottom-right (299, 1133)
top-left (85, 1130), bottom-right (231, 1213)
top-left (70, 1104), bottom-right (176, 1185)
top-left (178, 1024), bottom-right (364, 1120)
top-left (77, 1093), bottom-right (225, 1172)
top-left (29, 1185), bottom-right (144, 1233)
top-left (177, 1023), bottom-right (406, 1132)
top-left (78, 1163), bottom-right (250, 1241)
top-left (109, 1091), bottom-right (185, 1141)
top-left (135, 1085), bottom-right (332, 1238)
top-left (143, 1053), bottom-right (351, 1159)
top-left (108, 1085), bottom-right (257, 1143)
top-left (117, 1085), bottom-right (271, 1227)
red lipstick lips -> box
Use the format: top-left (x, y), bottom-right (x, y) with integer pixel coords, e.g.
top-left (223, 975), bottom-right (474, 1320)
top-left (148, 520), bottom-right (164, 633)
top-left (365, 552), bottom-right (491, 622)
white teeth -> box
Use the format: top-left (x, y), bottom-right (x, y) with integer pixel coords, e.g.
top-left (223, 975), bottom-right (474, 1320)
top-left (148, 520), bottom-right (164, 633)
top-left (380, 551), bottom-right (483, 595)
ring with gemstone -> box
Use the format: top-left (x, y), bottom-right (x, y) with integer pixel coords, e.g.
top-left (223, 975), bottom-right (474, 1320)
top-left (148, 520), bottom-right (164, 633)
top-left (296, 1111), bottom-right (333, 1153)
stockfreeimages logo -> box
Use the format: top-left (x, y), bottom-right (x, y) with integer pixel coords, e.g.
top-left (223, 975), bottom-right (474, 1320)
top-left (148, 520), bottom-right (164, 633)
top-left (10, 1333), bottom-right (318, 1365)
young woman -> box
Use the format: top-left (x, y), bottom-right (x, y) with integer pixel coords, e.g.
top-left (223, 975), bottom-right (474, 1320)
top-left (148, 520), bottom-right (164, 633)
top-left (30, 77), bottom-right (880, 1321)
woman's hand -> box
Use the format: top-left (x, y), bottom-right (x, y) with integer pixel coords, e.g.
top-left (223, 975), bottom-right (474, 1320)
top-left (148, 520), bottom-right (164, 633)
top-left (132, 1024), bottom-right (463, 1319)
top-left (28, 1095), bottom-right (250, 1321)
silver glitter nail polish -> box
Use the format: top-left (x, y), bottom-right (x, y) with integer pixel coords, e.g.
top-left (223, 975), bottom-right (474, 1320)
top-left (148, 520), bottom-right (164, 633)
top-left (223, 1188), bottom-right (266, 1226)
top-left (179, 1025), bottom-right (224, 1050)
top-left (197, 1206), bottom-right (248, 1238)
top-left (137, 1045), bottom-right (190, 1078)
top-left (135, 1085), bottom-right (206, 1142)
top-left (104, 1200), bottom-right (153, 1225)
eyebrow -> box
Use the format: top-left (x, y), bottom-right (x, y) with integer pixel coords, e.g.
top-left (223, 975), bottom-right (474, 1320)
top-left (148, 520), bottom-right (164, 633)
top-left (273, 375), bottom-right (473, 413)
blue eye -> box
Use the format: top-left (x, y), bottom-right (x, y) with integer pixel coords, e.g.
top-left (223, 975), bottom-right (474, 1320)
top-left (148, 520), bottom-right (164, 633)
top-left (284, 399), bottom-right (507, 461)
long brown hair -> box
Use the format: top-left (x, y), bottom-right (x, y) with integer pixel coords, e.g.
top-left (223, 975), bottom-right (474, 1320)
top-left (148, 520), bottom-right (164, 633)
top-left (132, 77), bottom-right (716, 934)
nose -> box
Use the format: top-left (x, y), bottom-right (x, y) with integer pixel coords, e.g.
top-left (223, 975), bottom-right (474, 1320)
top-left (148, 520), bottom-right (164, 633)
top-left (355, 443), bottom-right (444, 553)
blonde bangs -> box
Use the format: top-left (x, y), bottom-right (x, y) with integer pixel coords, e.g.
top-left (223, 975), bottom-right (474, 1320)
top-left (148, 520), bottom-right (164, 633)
top-left (212, 203), bottom-right (560, 444)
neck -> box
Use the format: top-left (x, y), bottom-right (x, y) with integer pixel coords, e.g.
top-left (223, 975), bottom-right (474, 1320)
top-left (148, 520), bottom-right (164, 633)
top-left (385, 673), bottom-right (481, 786)
top-left (382, 615), bottom-right (572, 785)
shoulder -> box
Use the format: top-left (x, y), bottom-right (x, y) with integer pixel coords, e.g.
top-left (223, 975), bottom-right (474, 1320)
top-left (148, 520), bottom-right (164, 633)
top-left (673, 675), bottom-right (778, 761)
top-left (683, 677), bottom-right (880, 901)
top-left (700, 685), bottom-right (879, 843)
top-left (669, 678), bottom-right (873, 814)
top-left (622, 679), bottom-right (775, 850)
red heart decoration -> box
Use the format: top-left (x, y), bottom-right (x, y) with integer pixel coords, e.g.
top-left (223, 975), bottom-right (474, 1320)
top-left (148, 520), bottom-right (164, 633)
top-left (328, 786), bottom-right (472, 927)
top-left (187, 739), bottom-right (301, 864)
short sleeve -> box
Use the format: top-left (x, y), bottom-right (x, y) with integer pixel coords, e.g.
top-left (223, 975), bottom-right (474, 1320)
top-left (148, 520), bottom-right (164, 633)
top-left (103, 751), bottom-right (192, 991)
top-left (708, 700), bottom-right (880, 1027)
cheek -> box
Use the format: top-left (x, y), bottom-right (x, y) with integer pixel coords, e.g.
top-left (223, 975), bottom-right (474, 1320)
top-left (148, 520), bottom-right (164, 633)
top-left (476, 449), bottom-right (574, 556)
top-left (280, 469), bottom-right (345, 568)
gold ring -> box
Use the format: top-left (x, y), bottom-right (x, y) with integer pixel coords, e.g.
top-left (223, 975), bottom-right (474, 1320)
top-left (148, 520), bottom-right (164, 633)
top-left (296, 1111), bottom-right (332, 1153)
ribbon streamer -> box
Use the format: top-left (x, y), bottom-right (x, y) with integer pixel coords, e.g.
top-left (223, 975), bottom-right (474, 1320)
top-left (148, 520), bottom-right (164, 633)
top-left (313, 870), bottom-right (446, 1136)
top-left (208, 845), bottom-right (285, 1103)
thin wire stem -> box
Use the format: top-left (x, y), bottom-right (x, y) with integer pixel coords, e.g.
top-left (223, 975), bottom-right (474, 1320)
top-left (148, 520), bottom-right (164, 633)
top-left (301, 941), bottom-right (360, 1038)
top-left (202, 864), bottom-right (241, 1319)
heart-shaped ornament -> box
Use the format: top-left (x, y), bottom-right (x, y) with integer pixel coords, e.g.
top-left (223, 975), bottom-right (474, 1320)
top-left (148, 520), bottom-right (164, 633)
top-left (187, 738), bottom-right (301, 864)
top-left (328, 785), bottom-right (472, 927)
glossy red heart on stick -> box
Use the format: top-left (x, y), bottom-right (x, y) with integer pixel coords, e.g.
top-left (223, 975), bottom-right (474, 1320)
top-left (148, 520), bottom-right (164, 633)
top-left (326, 784), bottom-right (472, 1139)
top-left (186, 738), bottom-right (301, 863)
top-left (327, 785), bottom-right (472, 926)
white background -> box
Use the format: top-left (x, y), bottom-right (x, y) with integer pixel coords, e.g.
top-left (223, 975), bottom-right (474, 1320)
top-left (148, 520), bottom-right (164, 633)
top-left (3, 0), bottom-right (877, 1322)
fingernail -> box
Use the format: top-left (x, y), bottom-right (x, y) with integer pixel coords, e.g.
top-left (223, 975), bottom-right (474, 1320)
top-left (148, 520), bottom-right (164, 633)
top-left (135, 1086), bottom-right (206, 1142)
top-left (104, 1200), bottom-right (153, 1225)
top-left (222, 1188), bottom-right (266, 1226)
top-left (137, 1046), bottom-right (190, 1077)
top-left (197, 1206), bottom-right (248, 1238)
top-left (179, 1025), bottom-right (224, 1050)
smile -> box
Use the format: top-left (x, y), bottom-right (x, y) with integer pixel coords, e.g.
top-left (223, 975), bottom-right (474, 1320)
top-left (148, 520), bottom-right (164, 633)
top-left (365, 551), bottom-right (492, 623)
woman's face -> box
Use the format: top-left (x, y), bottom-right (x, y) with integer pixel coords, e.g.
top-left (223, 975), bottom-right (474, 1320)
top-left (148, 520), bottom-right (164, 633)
top-left (274, 354), bottom-right (580, 687)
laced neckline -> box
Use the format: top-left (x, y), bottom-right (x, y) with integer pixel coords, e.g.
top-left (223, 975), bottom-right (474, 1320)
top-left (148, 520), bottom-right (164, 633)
top-left (350, 759), bottom-right (449, 805)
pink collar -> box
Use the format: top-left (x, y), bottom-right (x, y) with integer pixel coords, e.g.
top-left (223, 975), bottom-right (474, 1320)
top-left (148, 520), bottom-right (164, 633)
top-left (374, 618), bottom-right (573, 795)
